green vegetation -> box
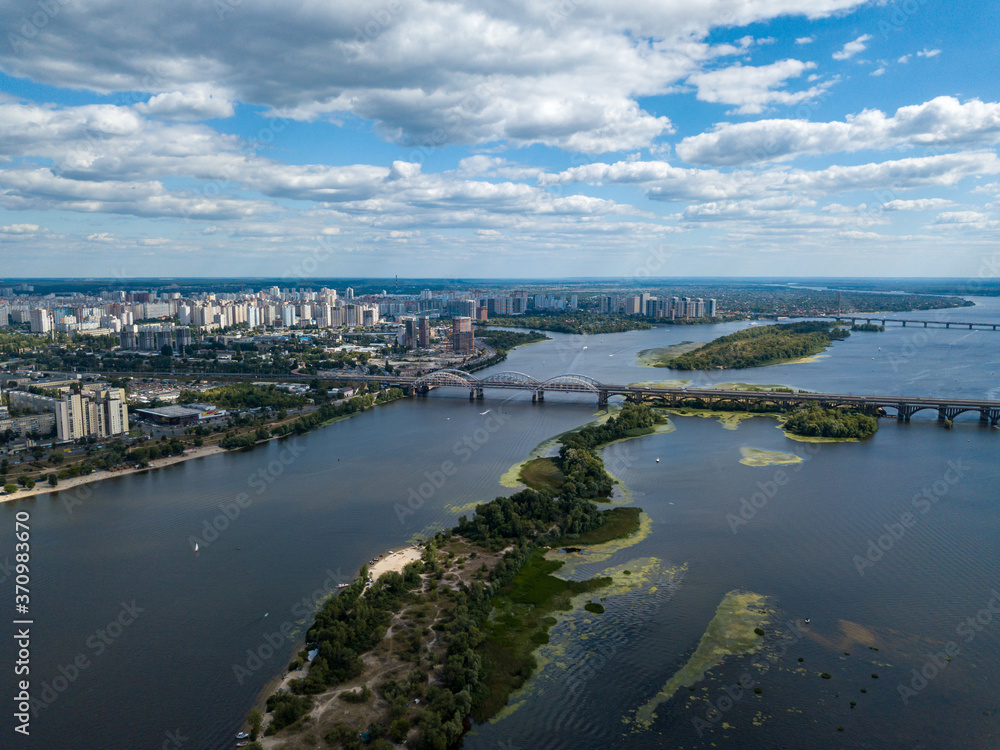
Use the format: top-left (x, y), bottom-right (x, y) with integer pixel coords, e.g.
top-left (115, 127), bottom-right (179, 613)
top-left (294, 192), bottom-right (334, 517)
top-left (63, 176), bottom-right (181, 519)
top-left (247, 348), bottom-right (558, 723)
top-left (475, 549), bottom-right (611, 722)
top-left (850, 322), bottom-right (885, 332)
top-left (782, 405), bottom-right (879, 440)
top-left (518, 457), bottom-right (565, 494)
top-left (486, 312), bottom-right (653, 335)
top-left (666, 322), bottom-right (850, 370)
top-left (476, 329), bottom-right (549, 352)
top-left (270, 404), bottom-right (658, 748)
top-left (467, 329), bottom-right (550, 373)
top-left (179, 383), bottom-right (308, 410)
top-left (584, 601), bottom-right (605, 614)
top-left (557, 506), bottom-right (642, 546)
top-left (268, 389), bottom-right (404, 439)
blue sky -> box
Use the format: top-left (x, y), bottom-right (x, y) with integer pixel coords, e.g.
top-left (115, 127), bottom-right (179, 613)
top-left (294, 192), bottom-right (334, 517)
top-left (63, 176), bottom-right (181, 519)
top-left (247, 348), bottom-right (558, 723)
top-left (0, 0), bottom-right (998, 278)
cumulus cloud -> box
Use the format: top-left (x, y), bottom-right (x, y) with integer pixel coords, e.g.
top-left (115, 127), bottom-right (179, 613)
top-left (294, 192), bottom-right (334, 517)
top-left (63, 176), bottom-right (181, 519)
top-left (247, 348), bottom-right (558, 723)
top-left (833, 34), bottom-right (871, 60)
top-left (134, 89), bottom-right (235, 120)
top-left (0, 0), bottom-right (872, 152)
top-left (795, 36), bottom-right (814, 44)
top-left (882, 199), bottom-right (954, 211)
top-left (542, 152), bottom-right (1000, 202)
top-left (676, 96), bottom-right (1000, 166)
top-left (0, 223), bottom-right (40, 234)
top-left (686, 59), bottom-right (830, 115)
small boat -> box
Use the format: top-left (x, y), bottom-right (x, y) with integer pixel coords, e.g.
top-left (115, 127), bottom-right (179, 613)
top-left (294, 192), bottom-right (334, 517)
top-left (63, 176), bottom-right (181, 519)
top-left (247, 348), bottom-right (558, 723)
top-left (236, 742), bottom-right (249, 748)
top-left (655, 458), bottom-right (660, 463)
top-left (336, 583), bottom-right (349, 588)
top-left (480, 410), bottom-right (491, 415)
top-left (236, 732), bottom-right (249, 740)
top-left (194, 543), bottom-right (199, 553)
top-left (804, 618), bottom-right (811, 624)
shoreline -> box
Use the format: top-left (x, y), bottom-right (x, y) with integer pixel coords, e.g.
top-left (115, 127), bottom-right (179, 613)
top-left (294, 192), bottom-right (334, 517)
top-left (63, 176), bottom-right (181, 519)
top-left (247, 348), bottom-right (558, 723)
top-left (0, 444), bottom-right (227, 504)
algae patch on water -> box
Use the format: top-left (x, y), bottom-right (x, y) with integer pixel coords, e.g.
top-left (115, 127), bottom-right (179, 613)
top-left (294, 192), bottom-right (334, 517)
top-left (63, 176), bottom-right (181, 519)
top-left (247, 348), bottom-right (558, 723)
top-left (627, 590), bottom-right (771, 731)
top-left (637, 341), bottom-right (705, 367)
top-left (547, 511), bottom-right (654, 579)
top-left (739, 447), bottom-right (804, 467)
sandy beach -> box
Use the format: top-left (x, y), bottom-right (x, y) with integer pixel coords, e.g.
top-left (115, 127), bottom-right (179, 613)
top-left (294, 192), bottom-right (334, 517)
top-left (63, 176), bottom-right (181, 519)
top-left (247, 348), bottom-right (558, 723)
top-left (0, 444), bottom-right (226, 503)
top-left (365, 545), bottom-right (424, 586)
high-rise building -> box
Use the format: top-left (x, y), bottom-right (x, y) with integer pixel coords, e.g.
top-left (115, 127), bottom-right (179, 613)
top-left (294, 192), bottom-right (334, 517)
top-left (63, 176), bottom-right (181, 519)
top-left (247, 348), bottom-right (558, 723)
top-left (452, 317), bottom-right (474, 354)
top-left (29, 308), bottom-right (52, 334)
top-left (418, 316), bottom-right (431, 348)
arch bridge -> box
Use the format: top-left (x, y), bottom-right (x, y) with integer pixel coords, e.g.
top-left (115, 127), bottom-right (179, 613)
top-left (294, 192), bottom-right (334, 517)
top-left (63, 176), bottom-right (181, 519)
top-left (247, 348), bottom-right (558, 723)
top-left (356, 370), bottom-right (1000, 426)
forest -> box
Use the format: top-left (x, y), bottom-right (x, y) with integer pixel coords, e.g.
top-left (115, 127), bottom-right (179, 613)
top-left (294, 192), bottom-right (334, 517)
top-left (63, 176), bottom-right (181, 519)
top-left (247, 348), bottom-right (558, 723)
top-left (782, 404), bottom-right (879, 439)
top-left (667, 321), bottom-right (850, 370)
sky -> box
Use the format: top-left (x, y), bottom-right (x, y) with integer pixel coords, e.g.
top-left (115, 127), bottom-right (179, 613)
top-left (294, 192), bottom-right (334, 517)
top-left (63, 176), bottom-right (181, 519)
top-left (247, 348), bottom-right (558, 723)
top-left (0, 0), bottom-right (999, 279)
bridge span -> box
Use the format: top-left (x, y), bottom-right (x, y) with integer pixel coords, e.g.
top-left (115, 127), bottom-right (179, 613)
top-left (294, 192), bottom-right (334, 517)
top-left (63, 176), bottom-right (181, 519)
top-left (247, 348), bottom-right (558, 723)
top-left (815, 315), bottom-right (1000, 330)
top-left (344, 370), bottom-right (1000, 426)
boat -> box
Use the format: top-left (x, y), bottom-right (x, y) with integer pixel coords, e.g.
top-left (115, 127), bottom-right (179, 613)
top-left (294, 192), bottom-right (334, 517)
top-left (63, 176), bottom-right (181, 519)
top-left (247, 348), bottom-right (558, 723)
top-left (655, 458), bottom-right (660, 463)
top-left (336, 583), bottom-right (349, 588)
top-left (804, 618), bottom-right (811, 624)
top-left (194, 543), bottom-right (199, 553)
top-left (236, 732), bottom-right (249, 740)
top-left (480, 410), bottom-right (491, 415)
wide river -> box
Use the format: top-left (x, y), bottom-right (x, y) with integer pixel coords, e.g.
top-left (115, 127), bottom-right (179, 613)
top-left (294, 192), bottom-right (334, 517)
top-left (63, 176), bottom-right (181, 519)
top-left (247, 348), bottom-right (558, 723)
top-left (2, 298), bottom-right (999, 749)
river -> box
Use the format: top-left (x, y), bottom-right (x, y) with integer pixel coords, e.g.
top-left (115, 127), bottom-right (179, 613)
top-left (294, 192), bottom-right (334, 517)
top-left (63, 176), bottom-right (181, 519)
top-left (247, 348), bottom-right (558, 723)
top-left (1, 297), bottom-right (999, 749)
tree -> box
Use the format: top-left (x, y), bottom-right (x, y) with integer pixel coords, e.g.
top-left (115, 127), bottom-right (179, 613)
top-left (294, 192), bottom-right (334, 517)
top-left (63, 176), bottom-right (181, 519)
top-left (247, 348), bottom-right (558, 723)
top-left (246, 708), bottom-right (263, 740)
top-left (3, 483), bottom-right (17, 494)
top-left (47, 474), bottom-right (58, 487)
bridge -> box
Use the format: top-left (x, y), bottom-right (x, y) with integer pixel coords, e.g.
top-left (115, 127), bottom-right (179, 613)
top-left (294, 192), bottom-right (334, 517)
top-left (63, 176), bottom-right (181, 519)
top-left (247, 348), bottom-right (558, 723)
top-left (815, 315), bottom-right (1000, 330)
top-left (346, 370), bottom-right (1000, 426)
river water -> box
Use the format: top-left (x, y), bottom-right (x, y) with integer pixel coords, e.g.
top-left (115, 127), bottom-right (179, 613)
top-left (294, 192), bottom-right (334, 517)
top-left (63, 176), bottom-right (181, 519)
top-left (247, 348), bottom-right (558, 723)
top-left (1, 298), bottom-right (999, 749)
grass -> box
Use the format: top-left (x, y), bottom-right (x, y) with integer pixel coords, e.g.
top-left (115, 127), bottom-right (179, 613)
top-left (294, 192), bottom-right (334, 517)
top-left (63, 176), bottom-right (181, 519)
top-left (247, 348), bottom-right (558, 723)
top-left (518, 457), bottom-right (566, 494)
top-left (474, 550), bottom-right (611, 722)
top-left (555, 506), bottom-right (642, 547)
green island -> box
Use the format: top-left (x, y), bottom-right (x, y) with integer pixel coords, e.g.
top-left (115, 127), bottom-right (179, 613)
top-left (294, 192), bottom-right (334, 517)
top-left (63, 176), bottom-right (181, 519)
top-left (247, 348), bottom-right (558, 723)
top-left (662, 322), bottom-right (850, 370)
top-left (628, 590), bottom-right (771, 730)
top-left (849, 322), bottom-right (885, 332)
top-left (252, 405), bottom-right (654, 750)
top-left (782, 404), bottom-right (879, 440)
top-left (739, 447), bottom-right (803, 467)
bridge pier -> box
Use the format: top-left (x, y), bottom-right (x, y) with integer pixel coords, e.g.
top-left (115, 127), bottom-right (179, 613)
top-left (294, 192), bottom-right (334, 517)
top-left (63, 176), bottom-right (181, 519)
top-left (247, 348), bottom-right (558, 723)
top-left (469, 389), bottom-right (476, 401)
top-left (532, 390), bottom-right (545, 403)
top-left (477, 387), bottom-right (484, 400)
top-left (945, 322), bottom-right (951, 328)
top-left (924, 321), bottom-right (928, 327)
top-left (598, 390), bottom-right (608, 407)
top-left (902, 321), bottom-right (906, 327)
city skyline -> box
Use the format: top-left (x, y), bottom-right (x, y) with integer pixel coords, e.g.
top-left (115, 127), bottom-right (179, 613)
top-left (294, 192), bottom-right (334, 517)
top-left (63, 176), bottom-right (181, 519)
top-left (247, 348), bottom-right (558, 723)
top-left (1, 1), bottom-right (999, 278)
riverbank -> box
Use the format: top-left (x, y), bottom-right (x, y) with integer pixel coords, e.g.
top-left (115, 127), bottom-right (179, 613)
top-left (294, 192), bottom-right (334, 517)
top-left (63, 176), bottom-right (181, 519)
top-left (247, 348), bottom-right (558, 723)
top-left (0, 444), bottom-right (226, 503)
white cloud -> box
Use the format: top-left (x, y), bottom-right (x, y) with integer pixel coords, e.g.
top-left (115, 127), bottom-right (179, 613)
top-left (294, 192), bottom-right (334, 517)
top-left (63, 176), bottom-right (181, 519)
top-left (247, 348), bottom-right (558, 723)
top-left (135, 89), bottom-right (235, 121)
top-left (0, 0), bottom-right (873, 152)
top-left (676, 96), bottom-right (1000, 166)
top-left (833, 34), bottom-right (872, 61)
top-left (542, 152), bottom-right (1000, 202)
top-left (685, 59), bottom-right (829, 115)
top-left (933, 210), bottom-right (998, 229)
top-left (898, 54), bottom-right (912, 64)
top-left (86, 232), bottom-right (116, 243)
top-left (917, 48), bottom-right (941, 58)
top-left (0, 223), bottom-right (39, 234)
top-left (795, 36), bottom-right (814, 44)
top-left (882, 199), bottom-right (954, 211)
top-left (870, 65), bottom-right (886, 76)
